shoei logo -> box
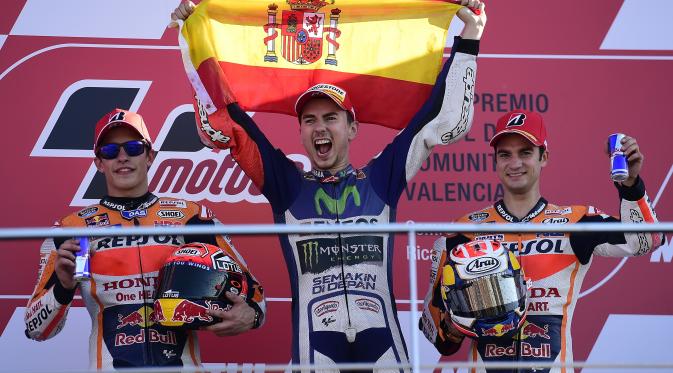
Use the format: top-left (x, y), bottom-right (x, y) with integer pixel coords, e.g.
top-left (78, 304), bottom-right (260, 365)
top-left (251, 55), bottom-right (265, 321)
top-left (174, 248), bottom-right (201, 257)
top-left (157, 210), bottom-right (185, 219)
top-left (466, 257), bottom-right (500, 274)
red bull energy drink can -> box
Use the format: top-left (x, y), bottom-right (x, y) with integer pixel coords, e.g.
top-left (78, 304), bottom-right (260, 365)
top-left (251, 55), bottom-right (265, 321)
top-left (608, 133), bottom-right (629, 182)
top-left (74, 236), bottom-right (91, 282)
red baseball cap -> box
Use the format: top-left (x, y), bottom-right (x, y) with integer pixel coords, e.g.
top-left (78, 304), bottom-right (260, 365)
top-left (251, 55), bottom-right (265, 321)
top-left (295, 83), bottom-right (356, 121)
top-left (93, 109), bottom-right (153, 153)
top-left (489, 110), bottom-right (548, 148)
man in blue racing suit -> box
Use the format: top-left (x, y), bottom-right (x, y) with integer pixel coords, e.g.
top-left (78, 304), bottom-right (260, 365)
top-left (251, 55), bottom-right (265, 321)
top-left (174, 1), bottom-right (486, 369)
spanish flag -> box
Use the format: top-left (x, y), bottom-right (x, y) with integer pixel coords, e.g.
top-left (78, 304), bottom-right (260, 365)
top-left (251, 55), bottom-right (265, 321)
top-left (181, 0), bottom-right (463, 129)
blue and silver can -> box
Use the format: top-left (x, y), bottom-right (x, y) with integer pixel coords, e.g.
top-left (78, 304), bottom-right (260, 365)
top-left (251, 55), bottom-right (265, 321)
top-left (608, 133), bottom-right (629, 182)
top-left (74, 236), bottom-right (91, 282)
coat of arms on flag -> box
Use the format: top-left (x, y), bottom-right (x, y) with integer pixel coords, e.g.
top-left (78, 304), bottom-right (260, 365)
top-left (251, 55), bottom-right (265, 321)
top-left (264, 0), bottom-right (342, 65)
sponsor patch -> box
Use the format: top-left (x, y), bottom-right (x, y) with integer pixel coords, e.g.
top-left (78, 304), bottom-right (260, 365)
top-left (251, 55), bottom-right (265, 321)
top-left (468, 212), bottom-right (490, 222)
top-left (159, 199), bottom-right (188, 209)
top-left (544, 207), bottom-right (572, 215)
top-left (355, 298), bottom-right (380, 313)
top-left (77, 206), bottom-right (99, 218)
top-left (212, 253), bottom-right (242, 273)
top-left (475, 234), bottom-right (504, 241)
top-left (465, 256), bottom-right (500, 275)
top-left (313, 301), bottom-right (339, 317)
top-left (154, 220), bottom-right (182, 227)
top-left (157, 210), bottom-right (185, 219)
top-left (175, 248), bottom-right (201, 257)
top-left (85, 213), bottom-right (110, 227)
top-left (541, 217), bottom-right (569, 224)
top-left (121, 209), bottom-right (147, 220)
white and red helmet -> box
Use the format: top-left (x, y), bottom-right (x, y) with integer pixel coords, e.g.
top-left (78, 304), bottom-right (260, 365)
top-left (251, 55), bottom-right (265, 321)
top-left (441, 240), bottom-right (528, 338)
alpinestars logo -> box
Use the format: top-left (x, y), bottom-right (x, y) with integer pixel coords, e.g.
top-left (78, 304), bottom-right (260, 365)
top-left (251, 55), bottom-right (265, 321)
top-left (30, 79), bottom-right (309, 206)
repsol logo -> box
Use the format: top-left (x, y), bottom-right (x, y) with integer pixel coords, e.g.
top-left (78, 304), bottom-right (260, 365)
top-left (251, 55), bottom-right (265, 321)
top-left (26, 304), bottom-right (53, 332)
top-left (96, 235), bottom-right (183, 249)
top-left (466, 257), bottom-right (500, 274)
top-left (503, 239), bottom-right (564, 255)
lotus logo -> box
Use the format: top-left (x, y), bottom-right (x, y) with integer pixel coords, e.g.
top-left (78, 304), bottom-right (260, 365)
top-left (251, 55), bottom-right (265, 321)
top-left (466, 257), bottom-right (500, 274)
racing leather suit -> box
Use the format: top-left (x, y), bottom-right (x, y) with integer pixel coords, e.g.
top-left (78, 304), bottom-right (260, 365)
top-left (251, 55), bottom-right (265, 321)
top-left (194, 36), bottom-right (479, 371)
top-left (25, 193), bottom-right (266, 369)
top-left (420, 177), bottom-right (664, 373)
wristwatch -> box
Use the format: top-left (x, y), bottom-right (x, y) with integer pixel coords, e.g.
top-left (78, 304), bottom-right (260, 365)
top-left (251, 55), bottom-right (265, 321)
top-left (252, 309), bottom-right (262, 329)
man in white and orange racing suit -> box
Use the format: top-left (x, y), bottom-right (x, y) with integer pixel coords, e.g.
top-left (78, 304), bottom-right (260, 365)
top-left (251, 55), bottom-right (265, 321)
top-left (420, 110), bottom-right (664, 373)
top-left (24, 109), bottom-right (266, 369)
top-left (173, 0), bottom-right (486, 369)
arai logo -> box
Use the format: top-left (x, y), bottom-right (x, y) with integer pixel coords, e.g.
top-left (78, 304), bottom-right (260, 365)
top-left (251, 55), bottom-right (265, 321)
top-left (466, 257), bottom-right (500, 274)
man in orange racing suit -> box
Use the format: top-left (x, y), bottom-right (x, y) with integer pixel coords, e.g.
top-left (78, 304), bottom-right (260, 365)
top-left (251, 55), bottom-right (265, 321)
top-left (24, 109), bottom-right (266, 369)
top-left (420, 110), bottom-right (664, 373)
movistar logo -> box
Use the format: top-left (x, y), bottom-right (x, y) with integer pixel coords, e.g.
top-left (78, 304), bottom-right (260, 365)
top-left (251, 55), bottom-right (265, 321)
top-left (314, 186), bottom-right (361, 215)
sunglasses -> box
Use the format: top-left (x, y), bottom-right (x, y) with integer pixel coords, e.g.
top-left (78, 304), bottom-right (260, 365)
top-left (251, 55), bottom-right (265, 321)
top-left (97, 140), bottom-right (148, 160)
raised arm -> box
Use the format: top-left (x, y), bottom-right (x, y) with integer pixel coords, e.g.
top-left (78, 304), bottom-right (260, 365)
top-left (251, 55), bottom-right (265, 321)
top-left (571, 135), bottom-right (664, 263)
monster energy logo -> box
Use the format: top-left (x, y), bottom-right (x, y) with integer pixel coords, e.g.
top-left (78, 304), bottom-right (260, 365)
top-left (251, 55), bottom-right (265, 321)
top-left (314, 186), bottom-right (361, 215)
top-left (297, 236), bottom-right (384, 274)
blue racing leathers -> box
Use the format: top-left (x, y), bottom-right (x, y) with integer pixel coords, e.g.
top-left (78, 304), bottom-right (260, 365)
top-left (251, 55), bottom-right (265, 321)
top-left (194, 37), bottom-right (480, 371)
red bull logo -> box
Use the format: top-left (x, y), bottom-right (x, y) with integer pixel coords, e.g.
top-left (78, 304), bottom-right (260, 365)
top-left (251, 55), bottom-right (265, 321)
top-left (171, 300), bottom-right (212, 323)
top-left (153, 301), bottom-right (165, 323)
top-left (485, 342), bottom-right (551, 358)
top-left (114, 329), bottom-right (177, 347)
top-left (481, 322), bottom-right (515, 337)
top-left (519, 321), bottom-right (551, 340)
top-left (117, 306), bottom-right (155, 329)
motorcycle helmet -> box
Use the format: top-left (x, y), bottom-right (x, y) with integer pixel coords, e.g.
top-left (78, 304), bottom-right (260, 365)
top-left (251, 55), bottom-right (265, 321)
top-left (440, 239), bottom-right (527, 338)
top-left (153, 242), bottom-right (249, 329)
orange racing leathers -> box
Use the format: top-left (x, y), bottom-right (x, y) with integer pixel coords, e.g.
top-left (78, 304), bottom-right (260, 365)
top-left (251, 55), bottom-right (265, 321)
top-left (25, 193), bottom-right (266, 369)
top-left (420, 177), bottom-right (664, 373)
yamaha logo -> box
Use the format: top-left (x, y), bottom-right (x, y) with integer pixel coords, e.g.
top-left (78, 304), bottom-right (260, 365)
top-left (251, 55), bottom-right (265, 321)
top-left (466, 257), bottom-right (500, 274)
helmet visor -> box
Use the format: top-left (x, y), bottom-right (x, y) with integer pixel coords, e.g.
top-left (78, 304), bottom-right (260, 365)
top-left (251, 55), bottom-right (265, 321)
top-left (156, 262), bottom-right (226, 299)
top-left (447, 271), bottom-right (525, 319)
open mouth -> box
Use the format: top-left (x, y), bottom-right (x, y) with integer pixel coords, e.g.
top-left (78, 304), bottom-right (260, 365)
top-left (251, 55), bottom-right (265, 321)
top-left (314, 138), bottom-right (332, 156)
top-left (116, 167), bottom-right (134, 174)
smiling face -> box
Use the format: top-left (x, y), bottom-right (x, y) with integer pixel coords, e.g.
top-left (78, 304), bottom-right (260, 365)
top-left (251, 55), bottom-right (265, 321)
top-left (299, 98), bottom-right (358, 173)
top-left (494, 133), bottom-right (548, 197)
top-left (93, 126), bottom-right (155, 197)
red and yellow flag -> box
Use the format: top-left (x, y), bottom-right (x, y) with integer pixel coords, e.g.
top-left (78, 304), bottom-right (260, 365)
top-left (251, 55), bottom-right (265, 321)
top-left (181, 0), bottom-right (463, 129)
